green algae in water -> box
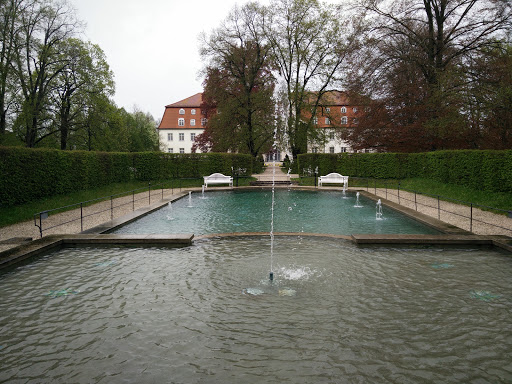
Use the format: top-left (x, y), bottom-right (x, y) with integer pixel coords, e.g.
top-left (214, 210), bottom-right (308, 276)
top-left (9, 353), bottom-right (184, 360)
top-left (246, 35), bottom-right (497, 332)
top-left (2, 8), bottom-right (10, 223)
top-left (45, 288), bottom-right (79, 298)
top-left (469, 290), bottom-right (501, 302)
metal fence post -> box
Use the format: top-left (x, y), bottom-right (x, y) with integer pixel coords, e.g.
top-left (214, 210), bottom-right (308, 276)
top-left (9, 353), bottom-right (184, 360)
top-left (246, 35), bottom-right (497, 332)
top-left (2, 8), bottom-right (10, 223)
top-left (374, 179), bottom-right (377, 195)
top-left (470, 203), bottom-right (473, 232)
top-left (132, 190), bottom-right (135, 211)
top-left (149, 182), bottom-right (151, 205)
top-left (80, 202), bottom-right (83, 232)
top-left (415, 192), bottom-right (417, 211)
top-left (39, 213), bottom-right (43, 238)
top-left (398, 183), bottom-right (400, 205)
top-left (111, 196), bottom-right (113, 220)
top-left (438, 195), bottom-right (440, 220)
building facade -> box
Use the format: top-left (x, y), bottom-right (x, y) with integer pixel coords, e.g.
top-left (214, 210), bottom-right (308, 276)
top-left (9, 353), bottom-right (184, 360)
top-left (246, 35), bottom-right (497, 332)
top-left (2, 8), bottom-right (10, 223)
top-left (158, 91), bottom-right (367, 157)
top-left (158, 93), bottom-right (207, 154)
top-left (305, 91), bottom-right (366, 154)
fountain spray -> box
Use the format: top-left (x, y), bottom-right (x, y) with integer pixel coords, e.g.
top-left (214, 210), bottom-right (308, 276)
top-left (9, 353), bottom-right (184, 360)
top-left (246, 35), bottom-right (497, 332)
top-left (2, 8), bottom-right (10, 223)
top-left (269, 137), bottom-right (277, 282)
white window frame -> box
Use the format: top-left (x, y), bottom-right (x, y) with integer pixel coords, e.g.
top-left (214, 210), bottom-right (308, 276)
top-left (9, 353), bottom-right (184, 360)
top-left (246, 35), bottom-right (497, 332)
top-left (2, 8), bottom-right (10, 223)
top-left (179, 148), bottom-right (185, 154)
top-left (329, 131), bottom-right (335, 140)
top-left (179, 108), bottom-right (185, 115)
top-left (190, 119), bottom-right (196, 126)
top-left (341, 106), bottom-right (347, 114)
top-left (167, 133), bottom-right (173, 141)
top-left (325, 117), bottom-right (330, 125)
top-left (326, 107), bottom-right (330, 113)
top-left (190, 133), bottom-right (196, 141)
top-left (178, 118), bottom-right (185, 126)
top-left (201, 118), bottom-right (207, 126)
top-left (168, 148), bottom-right (173, 153)
top-left (329, 146), bottom-right (335, 154)
top-left (353, 107), bottom-right (358, 113)
top-left (313, 117), bottom-right (318, 125)
top-left (191, 109), bottom-right (196, 115)
top-left (179, 133), bottom-right (184, 141)
top-left (341, 116), bottom-right (348, 125)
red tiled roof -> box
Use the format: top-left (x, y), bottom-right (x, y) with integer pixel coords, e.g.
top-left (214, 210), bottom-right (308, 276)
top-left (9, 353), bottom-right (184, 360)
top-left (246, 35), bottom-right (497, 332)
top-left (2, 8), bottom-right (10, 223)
top-left (166, 93), bottom-right (203, 108)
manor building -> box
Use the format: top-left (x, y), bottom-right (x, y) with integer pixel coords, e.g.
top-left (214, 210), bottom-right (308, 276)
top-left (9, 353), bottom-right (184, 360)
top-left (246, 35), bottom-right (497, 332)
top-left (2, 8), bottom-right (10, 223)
top-left (304, 90), bottom-right (365, 154)
top-left (157, 93), bottom-right (207, 154)
top-left (158, 91), bottom-right (367, 157)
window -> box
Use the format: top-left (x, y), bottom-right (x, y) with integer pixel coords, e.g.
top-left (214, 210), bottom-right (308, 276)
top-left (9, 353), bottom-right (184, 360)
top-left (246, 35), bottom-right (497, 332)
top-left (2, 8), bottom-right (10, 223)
top-left (190, 119), bottom-right (196, 126)
top-left (341, 106), bottom-right (346, 114)
top-left (179, 133), bottom-right (184, 141)
top-left (179, 108), bottom-right (185, 115)
top-left (167, 148), bottom-right (173, 153)
top-left (167, 133), bottom-right (173, 141)
top-left (178, 118), bottom-right (184, 126)
top-left (313, 117), bottom-right (318, 125)
top-left (190, 133), bottom-right (196, 141)
top-left (179, 148), bottom-right (185, 154)
top-left (341, 116), bottom-right (348, 125)
top-left (191, 109), bottom-right (196, 115)
top-left (201, 118), bottom-right (207, 126)
top-left (326, 107), bottom-right (330, 113)
top-left (329, 147), bottom-right (335, 154)
top-left (340, 147), bottom-right (347, 153)
top-left (312, 147), bottom-right (318, 153)
top-left (353, 118), bottom-right (359, 124)
top-left (353, 107), bottom-right (358, 113)
top-left (325, 117), bottom-right (330, 125)
top-left (329, 131), bottom-right (335, 140)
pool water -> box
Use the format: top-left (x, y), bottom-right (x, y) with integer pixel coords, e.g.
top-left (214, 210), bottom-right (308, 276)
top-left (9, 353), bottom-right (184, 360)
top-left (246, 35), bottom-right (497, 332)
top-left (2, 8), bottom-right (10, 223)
top-left (1, 237), bottom-right (511, 383)
top-left (112, 189), bottom-right (441, 235)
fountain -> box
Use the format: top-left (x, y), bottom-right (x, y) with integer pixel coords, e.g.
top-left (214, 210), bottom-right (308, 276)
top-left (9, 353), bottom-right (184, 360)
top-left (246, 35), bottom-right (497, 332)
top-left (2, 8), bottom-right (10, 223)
top-left (166, 201), bottom-right (173, 220)
top-left (200, 185), bottom-right (206, 199)
top-left (354, 192), bottom-right (363, 208)
top-left (187, 191), bottom-right (193, 207)
top-left (376, 199), bottom-right (383, 220)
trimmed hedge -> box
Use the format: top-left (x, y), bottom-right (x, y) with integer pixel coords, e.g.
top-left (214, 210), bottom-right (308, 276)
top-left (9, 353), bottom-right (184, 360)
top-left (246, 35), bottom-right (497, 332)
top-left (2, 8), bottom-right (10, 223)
top-left (298, 150), bottom-right (512, 193)
top-left (0, 147), bottom-right (257, 207)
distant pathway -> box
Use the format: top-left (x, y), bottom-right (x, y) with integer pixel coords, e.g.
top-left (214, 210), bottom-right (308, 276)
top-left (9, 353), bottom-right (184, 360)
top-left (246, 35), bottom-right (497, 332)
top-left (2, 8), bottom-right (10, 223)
top-left (252, 162), bottom-right (298, 182)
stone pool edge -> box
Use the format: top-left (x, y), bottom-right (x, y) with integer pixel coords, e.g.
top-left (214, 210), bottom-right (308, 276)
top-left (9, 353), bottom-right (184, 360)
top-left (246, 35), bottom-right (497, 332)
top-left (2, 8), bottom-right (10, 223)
top-left (1, 187), bottom-right (511, 271)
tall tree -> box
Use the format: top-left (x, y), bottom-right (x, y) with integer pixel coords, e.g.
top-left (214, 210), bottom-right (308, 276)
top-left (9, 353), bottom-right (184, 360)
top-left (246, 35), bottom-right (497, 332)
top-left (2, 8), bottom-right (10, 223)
top-left (264, 0), bottom-right (359, 161)
top-left (12, 0), bottom-right (81, 147)
top-left (51, 38), bottom-right (114, 149)
top-left (348, 0), bottom-right (512, 151)
top-left (197, 3), bottom-right (276, 157)
top-left (0, 0), bottom-right (26, 134)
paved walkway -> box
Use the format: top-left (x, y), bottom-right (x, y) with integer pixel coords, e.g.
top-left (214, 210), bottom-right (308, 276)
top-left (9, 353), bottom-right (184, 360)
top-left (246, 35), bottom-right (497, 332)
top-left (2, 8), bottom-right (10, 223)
top-left (253, 162), bottom-right (298, 182)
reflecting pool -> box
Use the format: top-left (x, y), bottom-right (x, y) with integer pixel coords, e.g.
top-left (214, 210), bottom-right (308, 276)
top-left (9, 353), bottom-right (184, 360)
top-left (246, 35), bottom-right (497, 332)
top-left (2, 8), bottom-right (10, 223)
top-left (1, 237), bottom-right (511, 383)
top-left (112, 190), bottom-right (440, 235)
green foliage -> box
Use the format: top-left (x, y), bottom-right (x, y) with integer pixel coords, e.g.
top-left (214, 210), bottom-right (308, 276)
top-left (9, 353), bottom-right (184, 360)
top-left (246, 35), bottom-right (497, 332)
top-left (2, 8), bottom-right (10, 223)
top-left (298, 150), bottom-right (512, 193)
top-left (0, 147), bottom-right (255, 207)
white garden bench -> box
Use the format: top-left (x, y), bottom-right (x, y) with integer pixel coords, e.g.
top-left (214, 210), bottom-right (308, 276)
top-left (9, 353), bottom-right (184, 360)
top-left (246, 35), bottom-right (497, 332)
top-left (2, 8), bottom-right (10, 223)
top-left (203, 173), bottom-right (233, 188)
top-left (318, 172), bottom-right (349, 188)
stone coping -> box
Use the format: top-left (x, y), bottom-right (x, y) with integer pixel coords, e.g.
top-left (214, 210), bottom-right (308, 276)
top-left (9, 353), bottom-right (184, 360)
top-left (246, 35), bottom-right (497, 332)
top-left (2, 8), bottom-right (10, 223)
top-left (1, 186), bottom-right (510, 271)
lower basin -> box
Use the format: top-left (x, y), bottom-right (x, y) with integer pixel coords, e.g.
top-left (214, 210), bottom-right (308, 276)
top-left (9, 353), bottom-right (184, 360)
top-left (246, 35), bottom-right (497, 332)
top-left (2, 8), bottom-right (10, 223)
top-left (1, 237), bottom-right (511, 383)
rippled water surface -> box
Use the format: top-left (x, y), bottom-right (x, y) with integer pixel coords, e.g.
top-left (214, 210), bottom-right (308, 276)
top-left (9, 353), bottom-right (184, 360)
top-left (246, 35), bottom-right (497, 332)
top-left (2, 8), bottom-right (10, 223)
top-left (1, 238), bottom-right (511, 383)
top-left (112, 190), bottom-right (440, 235)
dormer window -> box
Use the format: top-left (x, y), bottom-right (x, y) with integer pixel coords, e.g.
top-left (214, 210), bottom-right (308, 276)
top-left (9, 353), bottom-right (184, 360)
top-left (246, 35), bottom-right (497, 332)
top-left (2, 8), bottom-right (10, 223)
top-left (179, 108), bottom-right (185, 115)
top-left (191, 109), bottom-right (196, 115)
top-left (341, 106), bottom-right (347, 114)
top-left (326, 107), bottom-right (330, 113)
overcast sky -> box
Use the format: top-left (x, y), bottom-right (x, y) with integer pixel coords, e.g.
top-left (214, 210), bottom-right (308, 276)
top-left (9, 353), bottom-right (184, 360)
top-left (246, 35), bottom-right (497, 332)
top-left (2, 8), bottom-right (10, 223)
top-left (69, 0), bottom-right (262, 122)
